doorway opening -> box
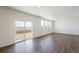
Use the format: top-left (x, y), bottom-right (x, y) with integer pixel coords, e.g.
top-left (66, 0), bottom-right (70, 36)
top-left (16, 20), bottom-right (33, 42)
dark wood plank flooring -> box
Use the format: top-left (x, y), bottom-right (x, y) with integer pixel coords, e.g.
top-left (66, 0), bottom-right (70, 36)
top-left (0, 33), bottom-right (79, 53)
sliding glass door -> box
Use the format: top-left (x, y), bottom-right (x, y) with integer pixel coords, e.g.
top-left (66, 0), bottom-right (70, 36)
top-left (16, 20), bottom-right (25, 41)
top-left (25, 21), bottom-right (32, 39)
top-left (16, 20), bottom-right (33, 42)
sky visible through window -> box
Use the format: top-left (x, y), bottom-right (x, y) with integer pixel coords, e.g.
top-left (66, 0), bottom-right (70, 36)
top-left (16, 21), bottom-right (32, 27)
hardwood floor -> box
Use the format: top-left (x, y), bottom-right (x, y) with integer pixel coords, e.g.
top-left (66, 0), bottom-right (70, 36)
top-left (0, 33), bottom-right (79, 53)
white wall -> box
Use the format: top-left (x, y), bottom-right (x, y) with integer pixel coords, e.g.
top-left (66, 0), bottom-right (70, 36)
top-left (0, 7), bottom-right (54, 47)
top-left (55, 17), bottom-right (79, 35)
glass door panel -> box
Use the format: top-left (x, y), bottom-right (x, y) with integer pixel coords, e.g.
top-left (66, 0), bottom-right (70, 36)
top-left (25, 21), bottom-right (32, 39)
top-left (16, 20), bottom-right (25, 41)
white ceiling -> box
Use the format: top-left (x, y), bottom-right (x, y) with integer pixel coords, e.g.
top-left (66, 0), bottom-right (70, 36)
top-left (8, 6), bottom-right (79, 20)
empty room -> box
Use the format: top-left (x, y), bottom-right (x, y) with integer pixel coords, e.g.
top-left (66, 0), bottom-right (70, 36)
top-left (0, 6), bottom-right (79, 53)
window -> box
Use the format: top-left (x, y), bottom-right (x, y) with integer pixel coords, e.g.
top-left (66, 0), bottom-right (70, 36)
top-left (41, 20), bottom-right (52, 30)
top-left (41, 20), bottom-right (45, 27)
top-left (48, 21), bottom-right (51, 27)
top-left (25, 21), bottom-right (32, 28)
top-left (16, 21), bottom-right (24, 27)
top-left (45, 20), bottom-right (48, 27)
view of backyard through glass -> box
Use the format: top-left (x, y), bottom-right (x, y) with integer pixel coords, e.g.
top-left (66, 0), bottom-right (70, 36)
top-left (16, 20), bottom-right (32, 41)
